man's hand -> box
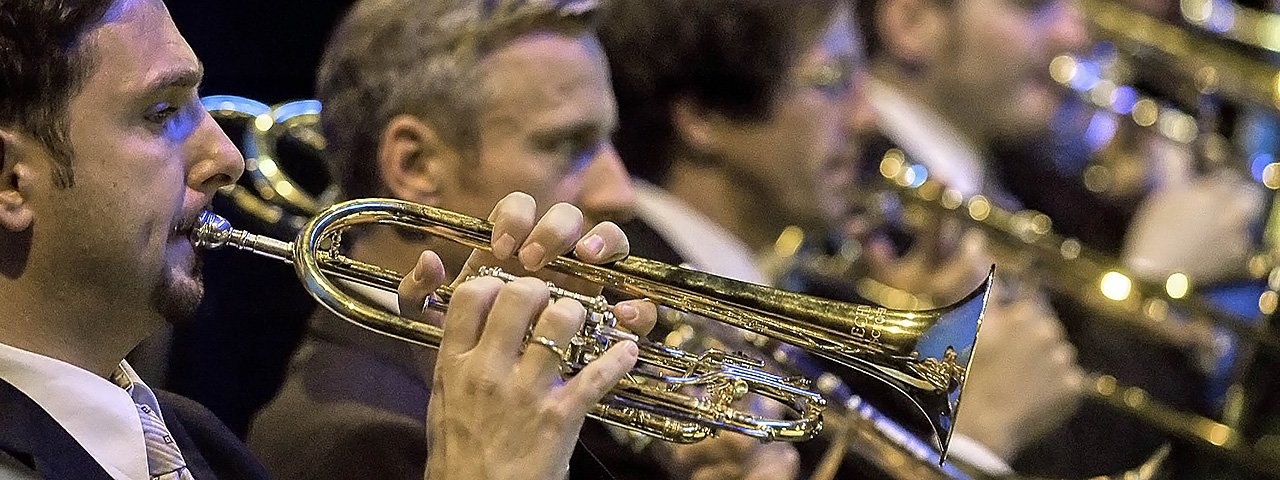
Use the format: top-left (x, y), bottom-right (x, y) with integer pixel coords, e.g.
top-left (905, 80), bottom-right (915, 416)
top-left (953, 288), bottom-right (1084, 461)
top-left (397, 192), bottom-right (657, 335)
top-left (861, 222), bottom-right (991, 306)
top-left (392, 192), bottom-right (657, 479)
top-left (425, 277), bottom-right (640, 479)
top-left (1123, 171), bottom-right (1263, 285)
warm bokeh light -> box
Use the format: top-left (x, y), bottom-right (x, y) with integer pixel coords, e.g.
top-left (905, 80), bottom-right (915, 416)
top-left (1101, 271), bottom-right (1133, 301)
top-left (1165, 272), bottom-right (1190, 299)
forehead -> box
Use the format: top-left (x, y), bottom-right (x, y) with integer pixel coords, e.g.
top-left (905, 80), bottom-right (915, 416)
top-left (77, 0), bottom-right (200, 102)
top-left (816, 5), bottom-right (857, 58)
top-left (477, 32), bottom-right (616, 132)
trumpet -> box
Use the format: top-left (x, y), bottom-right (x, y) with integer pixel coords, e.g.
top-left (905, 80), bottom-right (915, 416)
top-left (1078, 0), bottom-right (1280, 115)
top-left (192, 198), bottom-right (993, 459)
top-left (873, 151), bottom-right (1279, 354)
top-left (866, 153), bottom-right (1280, 477)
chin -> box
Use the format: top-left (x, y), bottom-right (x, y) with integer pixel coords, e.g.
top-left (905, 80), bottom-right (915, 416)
top-left (152, 258), bottom-right (205, 324)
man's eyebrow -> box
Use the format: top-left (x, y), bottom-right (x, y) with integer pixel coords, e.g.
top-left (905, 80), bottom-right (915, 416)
top-left (534, 120), bottom-right (605, 142)
top-left (140, 62), bottom-right (205, 94)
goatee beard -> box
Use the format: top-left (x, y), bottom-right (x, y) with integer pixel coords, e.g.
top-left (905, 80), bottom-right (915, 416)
top-left (152, 254), bottom-right (205, 324)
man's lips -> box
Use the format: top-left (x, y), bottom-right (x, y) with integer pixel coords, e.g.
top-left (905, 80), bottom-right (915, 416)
top-left (171, 209), bottom-right (207, 240)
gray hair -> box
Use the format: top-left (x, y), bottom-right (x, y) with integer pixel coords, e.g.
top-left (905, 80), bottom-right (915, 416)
top-left (317, 0), bottom-right (600, 200)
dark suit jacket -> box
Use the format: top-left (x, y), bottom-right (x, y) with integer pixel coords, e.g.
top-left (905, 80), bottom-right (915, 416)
top-left (0, 377), bottom-right (268, 480)
top-left (248, 306), bottom-right (668, 480)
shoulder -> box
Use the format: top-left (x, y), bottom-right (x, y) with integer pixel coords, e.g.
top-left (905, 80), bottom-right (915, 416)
top-left (249, 398), bottom-right (426, 480)
top-left (153, 390), bottom-right (271, 480)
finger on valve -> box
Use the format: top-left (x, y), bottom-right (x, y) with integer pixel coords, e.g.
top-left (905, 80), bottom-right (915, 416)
top-left (426, 275), bottom-right (639, 480)
top-left (517, 202), bottom-right (585, 271)
top-left (398, 250), bottom-right (447, 322)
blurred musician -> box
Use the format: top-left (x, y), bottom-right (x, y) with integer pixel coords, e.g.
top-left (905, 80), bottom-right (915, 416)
top-left (854, 0), bottom-right (1235, 475)
top-left (599, 0), bottom-right (1084, 477)
top-left (245, 0), bottom-right (777, 479)
top-left (0, 0), bottom-right (648, 478)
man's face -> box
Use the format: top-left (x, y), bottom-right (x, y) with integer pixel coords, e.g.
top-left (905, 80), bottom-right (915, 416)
top-left (19, 0), bottom-right (242, 322)
top-left (443, 32), bottom-right (632, 227)
top-left (934, 0), bottom-right (1087, 142)
top-left (705, 5), bottom-right (862, 232)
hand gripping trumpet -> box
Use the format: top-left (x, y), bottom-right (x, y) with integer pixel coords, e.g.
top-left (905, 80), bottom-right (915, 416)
top-left (193, 198), bottom-right (992, 460)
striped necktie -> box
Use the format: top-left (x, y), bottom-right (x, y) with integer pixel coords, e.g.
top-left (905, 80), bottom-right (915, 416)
top-left (112, 371), bottom-right (195, 480)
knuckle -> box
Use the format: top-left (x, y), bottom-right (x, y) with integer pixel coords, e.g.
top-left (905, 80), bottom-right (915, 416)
top-left (506, 276), bottom-right (549, 298)
top-left (537, 399), bottom-right (574, 429)
top-left (548, 201), bottom-right (584, 219)
top-left (546, 298), bottom-right (586, 326)
top-left (463, 374), bottom-right (504, 398)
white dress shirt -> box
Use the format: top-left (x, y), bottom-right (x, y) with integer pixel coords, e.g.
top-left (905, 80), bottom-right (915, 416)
top-left (0, 342), bottom-right (154, 480)
top-left (866, 77), bottom-right (990, 198)
top-left (632, 181), bottom-right (768, 285)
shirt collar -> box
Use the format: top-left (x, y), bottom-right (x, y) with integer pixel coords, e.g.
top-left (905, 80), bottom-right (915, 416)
top-left (0, 343), bottom-right (149, 480)
top-left (633, 181), bottom-right (769, 285)
top-left (866, 77), bottom-right (989, 198)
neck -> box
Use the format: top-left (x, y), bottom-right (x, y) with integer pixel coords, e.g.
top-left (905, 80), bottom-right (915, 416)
top-left (870, 62), bottom-right (989, 151)
top-left (662, 156), bottom-right (790, 253)
top-left (0, 280), bottom-right (158, 378)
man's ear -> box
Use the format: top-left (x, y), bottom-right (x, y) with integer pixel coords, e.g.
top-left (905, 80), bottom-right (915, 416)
top-left (877, 0), bottom-right (947, 67)
top-left (376, 115), bottom-right (459, 206)
top-left (672, 98), bottom-right (721, 155)
top-left (0, 130), bottom-right (35, 232)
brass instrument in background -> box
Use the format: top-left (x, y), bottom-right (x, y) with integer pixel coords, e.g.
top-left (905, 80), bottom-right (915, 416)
top-left (204, 95), bottom-right (310, 233)
top-left (192, 198), bottom-right (993, 458)
top-left (873, 152), bottom-right (1278, 353)
top-left (203, 95), bottom-right (336, 232)
top-left (1080, 0), bottom-right (1280, 115)
top-left (866, 153), bottom-right (1280, 477)
top-left (245, 98), bottom-right (338, 216)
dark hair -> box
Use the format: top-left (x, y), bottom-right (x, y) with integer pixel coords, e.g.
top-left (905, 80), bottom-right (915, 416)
top-left (318, 0), bottom-right (599, 201)
top-left (598, 0), bottom-right (840, 184)
top-left (853, 0), bottom-right (884, 60)
top-left (0, 0), bottom-right (114, 188)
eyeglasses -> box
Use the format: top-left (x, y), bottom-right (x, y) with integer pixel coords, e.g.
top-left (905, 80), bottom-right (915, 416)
top-left (796, 60), bottom-right (855, 99)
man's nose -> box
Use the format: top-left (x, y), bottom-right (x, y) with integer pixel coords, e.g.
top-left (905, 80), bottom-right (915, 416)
top-left (577, 143), bottom-right (636, 224)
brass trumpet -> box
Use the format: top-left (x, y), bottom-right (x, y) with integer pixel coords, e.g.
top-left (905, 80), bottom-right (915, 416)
top-left (868, 153), bottom-right (1280, 477)
top-left (193, 198), bottom-right (992, 459)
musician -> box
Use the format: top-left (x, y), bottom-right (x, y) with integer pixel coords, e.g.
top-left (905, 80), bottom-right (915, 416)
top-left (245, 0), bottom-right (790, 478)
top-left (854, 0), bottom-right (1220, 475)
top-left (0, 0), bottom-right (650, 478)
top-left (599, 0), bottom-right (1087, 476)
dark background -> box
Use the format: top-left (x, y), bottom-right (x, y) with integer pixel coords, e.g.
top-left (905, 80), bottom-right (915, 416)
top-left (169, 0), bottom-right (356, 104)
top-left (163, 0), bottom-right (358, 437)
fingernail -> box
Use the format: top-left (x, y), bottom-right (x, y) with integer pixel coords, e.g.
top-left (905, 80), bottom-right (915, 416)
top-left (624, 340), bottom-right (638, 356)
top-left (581, 234), bottom-right (606, 258)
top-left (493, 233), bottom-right (516, 260)
top-left (412, 252), bottom-right (427, 282)
top-left (616, 303), bottom-right (638, 321)
top-left (519, 242), bottom-right (547, 270)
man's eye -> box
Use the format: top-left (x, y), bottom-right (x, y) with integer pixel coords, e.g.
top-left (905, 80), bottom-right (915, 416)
top-left (797, 63), bottom-right (853, 98)
top-left (145, 104), bottom-right (180, 124)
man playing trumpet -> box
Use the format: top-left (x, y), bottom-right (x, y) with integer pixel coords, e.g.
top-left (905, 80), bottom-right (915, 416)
top-left (0, 0), bottom-right (652, 478)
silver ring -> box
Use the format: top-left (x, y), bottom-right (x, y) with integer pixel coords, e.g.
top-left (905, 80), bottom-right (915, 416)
top-left (529, 335), bottom-right (568, 361)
